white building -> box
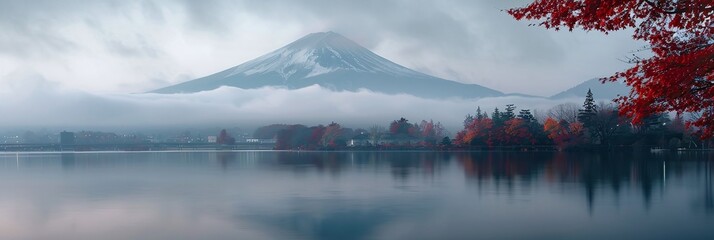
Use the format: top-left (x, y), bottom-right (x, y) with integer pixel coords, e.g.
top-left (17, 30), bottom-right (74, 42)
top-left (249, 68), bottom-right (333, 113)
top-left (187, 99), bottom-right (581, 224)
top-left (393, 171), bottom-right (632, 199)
top-left (246, 138), bottom-right (276, 144)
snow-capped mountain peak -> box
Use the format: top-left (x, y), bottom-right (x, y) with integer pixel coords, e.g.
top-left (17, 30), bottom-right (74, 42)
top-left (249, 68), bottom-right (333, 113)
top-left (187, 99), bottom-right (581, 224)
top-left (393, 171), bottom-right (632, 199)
top-left (151, 31), bottom-right (503, 99)
top-left (226, 31), bottom-right (418, 80)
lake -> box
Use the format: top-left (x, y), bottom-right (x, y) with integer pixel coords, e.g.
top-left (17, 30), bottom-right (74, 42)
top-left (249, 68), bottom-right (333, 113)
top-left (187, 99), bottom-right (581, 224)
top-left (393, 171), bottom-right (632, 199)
top-left (0, 151), bottom-right (712, 240)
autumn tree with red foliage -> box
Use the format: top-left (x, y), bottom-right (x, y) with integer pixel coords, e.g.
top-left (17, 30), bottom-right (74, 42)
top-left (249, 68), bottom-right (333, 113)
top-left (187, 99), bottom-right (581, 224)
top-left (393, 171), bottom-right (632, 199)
top-left (509, 0), bottom-right (714, 138)
top-left (456, 105), bottom-right (547, 147)
top-left (502, 118), bottom-right (536, 145)
top-left (455, 117), bottom-right (494, 146)
top-left (308, 125), bottom-right (326, 148)
top-left (217, 129), bottom-right (235, 145)
top-left (418, 120), bottom-right (446, 146)
top-left (272, 123), bottom-right (353, 150)
top-left (321, 122), bottom-right (346, 147)
top-left (389, 117), bottom-right (419, 137)
top-left (544, 118), bottom-right (584, 149)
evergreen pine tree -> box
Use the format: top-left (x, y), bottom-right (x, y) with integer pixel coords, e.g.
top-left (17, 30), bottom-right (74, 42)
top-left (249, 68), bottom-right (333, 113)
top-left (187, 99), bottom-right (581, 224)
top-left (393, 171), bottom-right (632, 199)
top-left (578, 89), bottom-right (596, 125)
top-left (517, 108), bottom-right (543, 142)
top-left (463, 114), bottom-right (474, 128)
top-left (503, 104), bottom-right (516, 120)
top-left (670, 113), bottom-right (685, 134)
top-left (518, 109), bottom-right (535, 123)
top-left (492, 107), bottom-right (502, 126)
top-left (476, 106), bottom-right (483, 120)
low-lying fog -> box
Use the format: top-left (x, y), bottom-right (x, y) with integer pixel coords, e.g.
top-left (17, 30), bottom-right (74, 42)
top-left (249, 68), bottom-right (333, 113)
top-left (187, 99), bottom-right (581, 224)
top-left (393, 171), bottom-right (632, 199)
top-left (0, 72), bottom-right (583, 134)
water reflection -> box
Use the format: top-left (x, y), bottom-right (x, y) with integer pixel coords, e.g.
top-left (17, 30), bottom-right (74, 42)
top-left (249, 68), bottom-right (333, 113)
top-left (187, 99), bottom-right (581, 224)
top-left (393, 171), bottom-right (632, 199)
top-left (0, 151), bottom-right (712, 240)
top-left (61, 153), bottom-right (75, 169)
top-left (696, 160), bottom-right (714, 214)
top-left (456, 151), bottom-right (714, 213)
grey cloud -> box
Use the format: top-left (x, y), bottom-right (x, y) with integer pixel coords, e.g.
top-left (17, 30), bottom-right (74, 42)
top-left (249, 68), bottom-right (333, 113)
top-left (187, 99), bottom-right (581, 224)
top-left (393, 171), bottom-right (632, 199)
top-left (240, 0), bottom-right (562, 62)
top-left (0, 0), bottom-right (644, 96)
top-left (154, 0), bottom-right (557, 64)
top-left (104, 36), bottom-right (161, 58)
top-left (140, 0), bottom-right (166, 23)
top-left (178, 0), bottom-right (236, 32)
top-left (80, 17), bottom-right (163, 58)
top-left (0, 0), bottom-right (84, 57)
top-left (0, 0), bottom-right (163, 58)
top-left (0, 27), bottom-right (77, 58)
top-left (236, 0), bottom-right (486, 58)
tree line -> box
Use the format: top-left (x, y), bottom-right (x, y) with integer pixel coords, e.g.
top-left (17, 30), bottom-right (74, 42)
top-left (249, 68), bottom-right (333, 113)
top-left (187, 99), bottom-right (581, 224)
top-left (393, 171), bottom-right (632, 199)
top-left (238, 89), bottom-right (710, 151)
top-left (455, 89), bottom-right (703, 150)
top-left (252, 119), bottom-right (448, 150)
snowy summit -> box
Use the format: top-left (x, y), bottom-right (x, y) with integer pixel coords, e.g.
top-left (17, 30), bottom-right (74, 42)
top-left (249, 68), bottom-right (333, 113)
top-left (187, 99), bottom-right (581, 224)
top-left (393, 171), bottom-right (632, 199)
top-left (152, 31), bottom-right (503, 99)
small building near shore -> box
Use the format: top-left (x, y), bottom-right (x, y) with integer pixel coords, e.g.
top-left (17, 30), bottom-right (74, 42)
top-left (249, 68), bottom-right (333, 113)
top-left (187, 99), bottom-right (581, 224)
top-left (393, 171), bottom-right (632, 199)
top-left (348, 134), bottom-right (371, 147)
top-left (246, 138), bottom-right (277, 144)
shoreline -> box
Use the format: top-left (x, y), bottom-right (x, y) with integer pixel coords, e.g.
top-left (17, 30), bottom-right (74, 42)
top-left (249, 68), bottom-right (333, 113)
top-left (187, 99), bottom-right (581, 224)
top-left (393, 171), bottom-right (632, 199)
top-left (2, 147), bottom-right (713, 154)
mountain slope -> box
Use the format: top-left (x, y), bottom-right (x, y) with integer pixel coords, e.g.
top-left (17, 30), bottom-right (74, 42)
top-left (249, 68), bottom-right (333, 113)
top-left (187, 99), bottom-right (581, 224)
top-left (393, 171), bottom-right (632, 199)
top-left (550, 78), bottom-right (631, 100)
top-left (152, 31), bottom-right (503, 99)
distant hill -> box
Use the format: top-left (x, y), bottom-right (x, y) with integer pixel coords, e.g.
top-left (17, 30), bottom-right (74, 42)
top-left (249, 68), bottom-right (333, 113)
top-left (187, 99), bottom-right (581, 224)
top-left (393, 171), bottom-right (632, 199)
top-left (151, 31), bottom-right (503, 99)
top-left (550, 78), bottom-right (630, 100)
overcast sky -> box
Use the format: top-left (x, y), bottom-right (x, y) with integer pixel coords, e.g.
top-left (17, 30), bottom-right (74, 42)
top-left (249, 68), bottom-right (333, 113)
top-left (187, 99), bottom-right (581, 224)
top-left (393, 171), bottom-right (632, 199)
top-left (0, 0), bottom-right (647, 131)
top-left (0, 0), bottom-right (645, 96)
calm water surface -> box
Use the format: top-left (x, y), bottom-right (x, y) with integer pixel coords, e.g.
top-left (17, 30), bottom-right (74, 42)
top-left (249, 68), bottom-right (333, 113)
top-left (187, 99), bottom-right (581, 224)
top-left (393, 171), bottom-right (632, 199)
top-left (0, 151), bottom-right (712, 240)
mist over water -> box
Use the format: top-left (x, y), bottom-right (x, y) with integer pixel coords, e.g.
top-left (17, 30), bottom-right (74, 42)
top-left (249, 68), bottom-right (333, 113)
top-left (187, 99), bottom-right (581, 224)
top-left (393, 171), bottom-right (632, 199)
top-left (1, 151), bottom-right (712, 240)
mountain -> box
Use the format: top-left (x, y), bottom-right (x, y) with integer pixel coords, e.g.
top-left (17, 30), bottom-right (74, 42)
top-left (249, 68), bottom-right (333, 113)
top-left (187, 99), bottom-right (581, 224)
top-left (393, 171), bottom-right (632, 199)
top-left (151, 31), bottom-right (503, 99)
top-left (550, 78), bottom-right (630, 100)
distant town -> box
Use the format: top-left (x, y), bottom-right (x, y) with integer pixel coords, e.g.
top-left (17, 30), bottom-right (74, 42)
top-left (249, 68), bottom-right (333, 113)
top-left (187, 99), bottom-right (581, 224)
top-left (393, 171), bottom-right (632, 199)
top-left (0, 128), bottom-right (275, 151)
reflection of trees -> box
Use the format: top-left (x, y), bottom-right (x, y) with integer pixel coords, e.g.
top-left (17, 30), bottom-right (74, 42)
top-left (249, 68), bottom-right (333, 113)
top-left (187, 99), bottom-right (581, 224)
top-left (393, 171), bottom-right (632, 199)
top-left (705, 161), bottom-right (713, 214)
top-left (271, 151), bottom-right (450, 180)
top-left (61, 153), bottom-right (75, 170)
top-left (216, 151), bottom-right (237, 170)
top-left (274, 152), bottom-right (347, 175)
top-left (20, 149), bottom-right (714, 217)
top-left (457, 152), bottom-right (548, 193)
top-left (387, 152), bottom-right (446, 181)
top-left (693, 158), bottom-right (713, 214)
top-left (577, 152), bottom-right (664, 212)
top-left (457, 152), bottom-right (544, 180)
top-left (455, 151), bottom-right (702, 212)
